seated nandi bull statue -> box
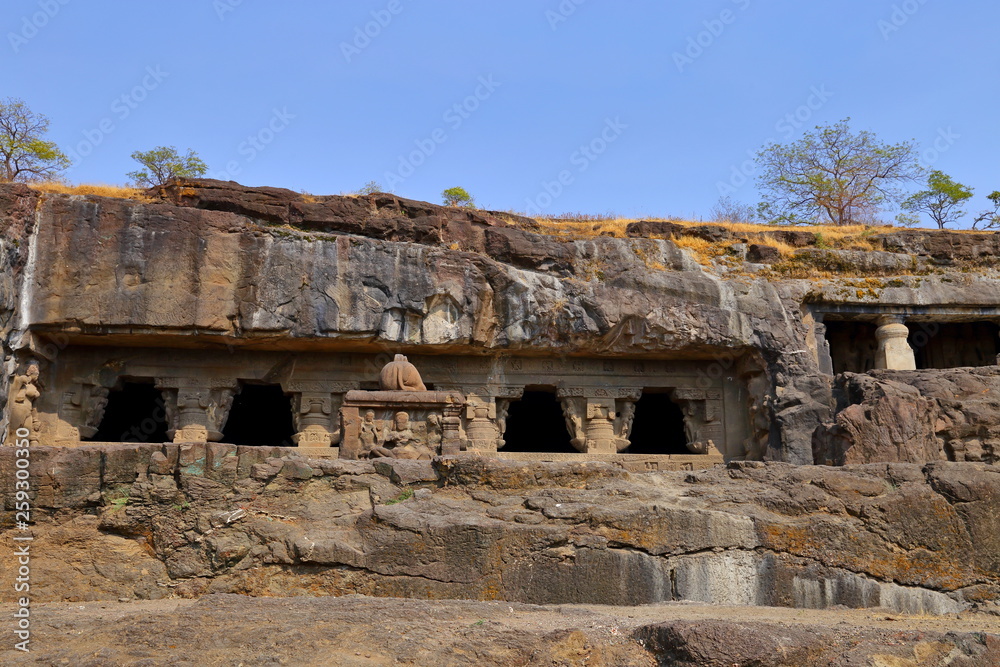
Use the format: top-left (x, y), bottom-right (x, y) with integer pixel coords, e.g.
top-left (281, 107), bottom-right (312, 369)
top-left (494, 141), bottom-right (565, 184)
top-left (379, 354), bottom-right (427, 392)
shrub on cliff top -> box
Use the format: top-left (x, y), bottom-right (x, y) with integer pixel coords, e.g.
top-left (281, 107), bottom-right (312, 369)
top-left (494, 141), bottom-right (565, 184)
top-left (127, 146), bottom-right (208, 188)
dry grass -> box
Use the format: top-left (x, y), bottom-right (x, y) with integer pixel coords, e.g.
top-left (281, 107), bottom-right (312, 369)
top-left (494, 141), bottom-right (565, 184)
top-left (28, 182), bottom-right (153, 201)
top-left (512, 215), bottom-right (950, 276)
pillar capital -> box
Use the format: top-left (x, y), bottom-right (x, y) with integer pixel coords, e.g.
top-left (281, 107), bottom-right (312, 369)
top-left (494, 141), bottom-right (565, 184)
top-left (875, 314), bottom-right (907, 327)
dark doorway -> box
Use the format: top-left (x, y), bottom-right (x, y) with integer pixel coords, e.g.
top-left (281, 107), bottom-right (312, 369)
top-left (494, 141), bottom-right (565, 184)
top-left (909, 321), bottom-right (1000, 369)
top-left (501, 389), bottom-right (576, 453)
top-left (221, 384), bottom-right (295, 447)
top-left (625, 391), bottom-right (688, 454)
top-left (824, 321), bottom-right (878, 374)
top-left (88, 381), bottom-right (168, 443)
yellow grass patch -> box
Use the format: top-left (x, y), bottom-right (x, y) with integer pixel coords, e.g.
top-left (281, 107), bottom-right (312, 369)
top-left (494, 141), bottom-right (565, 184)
top-left (28, 182), bottom-right (153, 202)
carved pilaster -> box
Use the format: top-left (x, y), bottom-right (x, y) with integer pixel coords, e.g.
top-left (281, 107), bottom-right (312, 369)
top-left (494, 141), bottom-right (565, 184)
top-left (673, 388), bottom-right (725, 455)
top-left (613, 399), bottom-right (636, 452)
top-left (558, 396), bottom-right (588, 453)
top-left (56, 382), bottom-right (109, 443)
top-left (494, 398), bottom-right (511, 450)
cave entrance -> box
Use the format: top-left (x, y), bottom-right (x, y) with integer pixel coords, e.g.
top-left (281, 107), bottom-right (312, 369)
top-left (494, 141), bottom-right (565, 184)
top-left (824, 320), bottom-right (878, 374)
top-left (221, 383), bottom-right (295, 447)
top-left (624, 390), bottom-right (689, 454)
top-left (501, 388), bottom-right (576, 453)
top-left (88, 380), bottom-right (168, 443)
top-left (909, 321), bottom-right (1000, 369)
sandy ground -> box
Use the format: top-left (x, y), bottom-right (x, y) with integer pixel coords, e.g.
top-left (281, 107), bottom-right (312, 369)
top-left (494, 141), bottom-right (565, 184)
top-left (2, 594), bottom-right (999, 666)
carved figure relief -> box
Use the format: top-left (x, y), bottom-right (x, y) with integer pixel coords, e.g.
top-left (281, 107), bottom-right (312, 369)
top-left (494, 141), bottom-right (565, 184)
top-left (614, 399), bottom-right (637, 451)
top-left (560, 397), bottom-right (588, 452)
top-left (359, 410), bottom-right (380, 453)
top-left (368, 411), bottom-right (434, 460)
top-left (426, 413), bottom-right (443, 449)
top-left (4, 362), bottom-right (40, 446)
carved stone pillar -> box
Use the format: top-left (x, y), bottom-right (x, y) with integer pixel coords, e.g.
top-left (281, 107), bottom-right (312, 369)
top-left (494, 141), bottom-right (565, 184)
top-left (466, 386), bottom-right (521, 451)
top-left (465, 397), bottom-right (499, 453)
top-left (157, 379), bottom-right (236, 443)
top-left (875, 316), bottom-right (916, 370)
top-left (287, 381), bottom-right (357, 447)
top-left (441, 400), bottom-right (464, 455)
top-left (290, 393), bottom-right (340, 447)
top-left (584, 398), bottom-right (617, 454)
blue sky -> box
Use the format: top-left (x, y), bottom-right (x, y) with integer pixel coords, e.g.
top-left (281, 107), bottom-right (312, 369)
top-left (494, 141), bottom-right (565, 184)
top-left (3, 0), bottom-right (998, 224)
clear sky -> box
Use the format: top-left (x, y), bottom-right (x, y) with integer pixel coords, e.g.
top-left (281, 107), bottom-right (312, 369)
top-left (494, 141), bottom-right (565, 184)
top-left (3, 0), bottom-right (998, 224)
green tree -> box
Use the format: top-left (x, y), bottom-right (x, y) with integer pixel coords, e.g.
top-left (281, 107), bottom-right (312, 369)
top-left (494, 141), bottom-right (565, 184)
top-left (755, 119), bottom-right (922, 226)
top-left (127, 146), bottom-right (207, 188)
top-left (442, 186), bottom-right (474, 208)
top-left (901, 170), bottom-right (974, 229)
top-left (973, 191), bottom-right (1000, 230)
top-left (0, 98), bottom-right (71, 182)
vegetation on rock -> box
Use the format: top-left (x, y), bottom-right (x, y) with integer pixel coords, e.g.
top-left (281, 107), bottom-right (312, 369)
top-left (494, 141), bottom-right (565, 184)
top-left (0, 97), bottom-right (71, 182)
top-left (901, 170), bottom-right (974, 229)
top-left (755, 118), bottom-right (922, 226)
top-left (128, 146), bottom-right (208, 188)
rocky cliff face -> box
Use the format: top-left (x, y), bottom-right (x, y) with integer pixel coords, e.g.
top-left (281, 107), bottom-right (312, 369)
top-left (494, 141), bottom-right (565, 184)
top-left (2, 445), bottom-right (998, 615)
top-left (0, 183), bottom-right (39, 440)
top-left (4, 179), bottom-right (1000, 462)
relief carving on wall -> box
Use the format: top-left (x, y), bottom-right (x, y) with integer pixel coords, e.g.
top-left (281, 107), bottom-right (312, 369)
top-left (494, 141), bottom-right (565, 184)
top-left (4, 362), bottom-right (40, 447)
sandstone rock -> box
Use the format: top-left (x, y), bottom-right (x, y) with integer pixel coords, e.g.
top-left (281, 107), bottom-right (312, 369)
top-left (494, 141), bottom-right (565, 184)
top-left (625, 219), bottom-right (683, 238)
top-left (747, 243), bottom-right (781, 263)
top-left (874, 229), bottom-right (1000, 264)
top-left (372, 459), bottom-right (438, 484)
top-left (816, 369), bottom-right (1000, 465)
top-left (8, 445), bottom-right (1000, 614)
top-left (762, 229), bottom-right (816, 247)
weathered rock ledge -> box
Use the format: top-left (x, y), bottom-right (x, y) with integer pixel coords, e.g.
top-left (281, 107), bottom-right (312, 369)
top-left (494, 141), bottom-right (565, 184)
top-left (3, 445), bottom-right (998, 615)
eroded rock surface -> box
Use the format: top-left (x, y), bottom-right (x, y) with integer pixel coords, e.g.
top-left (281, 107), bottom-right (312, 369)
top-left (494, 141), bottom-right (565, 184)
top-left (3, 446), bottom-right (999, 614)
top-left (817, 368), bottom-right (1000, 465)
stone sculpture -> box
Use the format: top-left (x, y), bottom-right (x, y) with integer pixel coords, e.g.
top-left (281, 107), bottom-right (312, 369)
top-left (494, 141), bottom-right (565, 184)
top-left (367, 411), bottom-right (434, 460)
top-left (5, 362), bottom-right (40, 446)
top-left (379, 354), bottom-right (427, 392)
top-left (359, 410), bottom-right (380, 452)
top-left (426, 413), bottom-right (443, 449)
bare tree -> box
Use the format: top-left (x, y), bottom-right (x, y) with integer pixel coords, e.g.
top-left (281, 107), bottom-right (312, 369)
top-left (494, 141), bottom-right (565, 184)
top-left (710, 195), bottom-right (757, 224)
